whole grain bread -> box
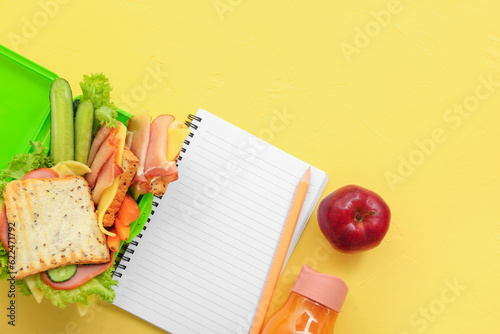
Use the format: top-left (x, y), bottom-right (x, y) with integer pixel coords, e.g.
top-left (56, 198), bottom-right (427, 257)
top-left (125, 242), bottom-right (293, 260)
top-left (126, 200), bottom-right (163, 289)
top-left (3, 176), bottom-right (109, 280)
top-left (102, 145), bottom-right (139, 227)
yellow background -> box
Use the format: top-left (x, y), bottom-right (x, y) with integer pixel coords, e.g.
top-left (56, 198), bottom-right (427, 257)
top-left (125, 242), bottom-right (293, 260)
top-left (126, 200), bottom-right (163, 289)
top-left (1, 0), bottom-right (500, 333)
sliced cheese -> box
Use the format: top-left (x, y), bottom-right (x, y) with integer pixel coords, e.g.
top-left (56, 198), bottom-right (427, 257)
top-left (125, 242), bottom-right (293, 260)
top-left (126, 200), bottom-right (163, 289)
top-left (97, 123), bottom-right (127, 237)
top-left (24, 275), bottom-right (45, 304)
top-left (167, 127), bottom-right (191, 162)
top-left (76, 295), bottom-right (96, 317)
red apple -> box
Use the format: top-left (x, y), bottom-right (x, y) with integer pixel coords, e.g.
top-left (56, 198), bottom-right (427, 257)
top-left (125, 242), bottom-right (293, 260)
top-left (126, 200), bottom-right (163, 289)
top-left (317, 185), bottom-right (390, 254)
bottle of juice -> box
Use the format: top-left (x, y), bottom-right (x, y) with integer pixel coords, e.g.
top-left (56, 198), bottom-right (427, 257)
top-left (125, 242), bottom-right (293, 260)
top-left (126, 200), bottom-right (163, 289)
top-left (261, 265), bottom-right (348, 334)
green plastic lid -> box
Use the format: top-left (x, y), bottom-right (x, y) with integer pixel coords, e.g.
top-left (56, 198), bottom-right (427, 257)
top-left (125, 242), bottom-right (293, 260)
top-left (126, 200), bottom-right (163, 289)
top-left (0, 45), bottom-right (58, 169)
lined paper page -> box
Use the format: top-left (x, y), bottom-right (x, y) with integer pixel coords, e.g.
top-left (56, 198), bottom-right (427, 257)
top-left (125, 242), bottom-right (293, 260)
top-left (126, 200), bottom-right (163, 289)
top-left (113, 109), bottom-right (328, 334)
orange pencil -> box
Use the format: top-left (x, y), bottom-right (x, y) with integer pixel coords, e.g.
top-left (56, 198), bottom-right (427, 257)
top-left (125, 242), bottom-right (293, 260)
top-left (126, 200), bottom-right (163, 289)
top-left (249, 166), bottom-right (311, 334)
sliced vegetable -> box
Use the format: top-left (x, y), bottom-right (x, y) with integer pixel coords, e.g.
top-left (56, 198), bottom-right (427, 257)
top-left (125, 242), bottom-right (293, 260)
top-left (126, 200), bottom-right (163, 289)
top-left (107, 227), bottom-right (121, 253)
top-left (50, 78), bottom-right (75, 163)
top-left (74, 99), bottom-right (95, 164)
top-left (22, 167), bottom-right (59, 180)
top-left (47, 264), bottom-right (78, 283)
top-left (114, 217), bottom-right (130, 241)
top-left (117, 193), bottom-right (140, 226)
top-left (0, 204), bottom-right (7, 251)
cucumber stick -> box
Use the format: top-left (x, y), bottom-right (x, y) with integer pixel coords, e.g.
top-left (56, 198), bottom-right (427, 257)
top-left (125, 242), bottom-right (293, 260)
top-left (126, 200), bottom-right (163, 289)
top-left (74, 100), bottom-right (94, 164)
top-left (50, 78), bottom-right (74, 163)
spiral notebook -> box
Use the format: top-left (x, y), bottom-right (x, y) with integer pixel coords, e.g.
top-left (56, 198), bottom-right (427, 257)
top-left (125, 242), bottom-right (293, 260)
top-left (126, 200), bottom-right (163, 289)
top-left (112, 109), bottom-right (328, 334)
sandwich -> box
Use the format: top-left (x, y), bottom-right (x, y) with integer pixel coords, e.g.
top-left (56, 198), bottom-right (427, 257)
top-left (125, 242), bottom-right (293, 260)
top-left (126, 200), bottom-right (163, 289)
top-left (3, 176), bottom-right (109, 281)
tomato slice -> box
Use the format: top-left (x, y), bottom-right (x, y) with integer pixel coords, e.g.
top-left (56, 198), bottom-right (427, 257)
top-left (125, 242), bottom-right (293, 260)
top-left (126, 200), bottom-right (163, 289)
top-left (0, 205), bottom-right (8, 251)
top-left (22, 168), bottom-right (59, 180)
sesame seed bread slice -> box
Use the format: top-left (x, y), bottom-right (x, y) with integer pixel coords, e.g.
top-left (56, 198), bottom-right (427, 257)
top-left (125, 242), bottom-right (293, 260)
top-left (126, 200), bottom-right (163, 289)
top-left (3, 176), bottom-right (110, 280)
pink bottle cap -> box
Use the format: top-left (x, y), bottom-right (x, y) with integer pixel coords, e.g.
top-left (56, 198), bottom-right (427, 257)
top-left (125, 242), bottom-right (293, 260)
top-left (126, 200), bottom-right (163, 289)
top-left (291, 265), bottom-right (348, 313)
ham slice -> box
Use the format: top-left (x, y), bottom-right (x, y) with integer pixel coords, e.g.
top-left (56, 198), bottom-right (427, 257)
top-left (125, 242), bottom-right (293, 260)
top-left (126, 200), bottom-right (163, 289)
top-left (128, 112), bottom-right (152, 194)
top-left (144, 115), bottom-right (178, 180)
top-left (87, 125), bottom-right (113, 166)
top-left (91, 153), bottom-right (123, 204)
top-left (85, 128), bottom-right (120, 189)
top-left (40, 253), bottom-right (114, 290)
top-left (0, 205), bottom-right (7, 251)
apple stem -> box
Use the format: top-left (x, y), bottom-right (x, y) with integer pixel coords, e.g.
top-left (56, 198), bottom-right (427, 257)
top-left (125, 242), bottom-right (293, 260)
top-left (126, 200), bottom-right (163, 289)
top-left (355, 210), bottom-right (376, 221)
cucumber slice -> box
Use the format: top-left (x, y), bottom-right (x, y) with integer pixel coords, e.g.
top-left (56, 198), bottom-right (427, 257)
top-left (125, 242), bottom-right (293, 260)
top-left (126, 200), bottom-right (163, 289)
top-left (47, 264), bottom-right (78, 282)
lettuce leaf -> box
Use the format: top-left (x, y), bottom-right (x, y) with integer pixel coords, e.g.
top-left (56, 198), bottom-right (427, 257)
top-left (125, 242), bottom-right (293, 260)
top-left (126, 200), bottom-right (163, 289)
top-left (80, 73), bottom-right (118, 130)
top-left (35, 265), bottom-right (117, 309)
top-left (94, 105), bottom-right (118, 131)
top-left (0, 141), bottom-right (53, 200)
top-left (0, 242), bottom-right (9, 281)
top-left (16, 279), bottom-right (32, 296)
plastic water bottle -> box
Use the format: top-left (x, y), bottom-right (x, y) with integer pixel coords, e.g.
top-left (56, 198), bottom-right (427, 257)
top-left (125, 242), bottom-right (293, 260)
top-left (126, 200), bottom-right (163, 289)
top-left (261, 265), bottom-right (348, 334)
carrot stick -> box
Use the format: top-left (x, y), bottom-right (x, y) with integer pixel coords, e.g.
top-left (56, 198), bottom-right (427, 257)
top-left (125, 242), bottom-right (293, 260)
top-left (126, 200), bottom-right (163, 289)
top-left (114, 217), bottom-right (130, 241)
top-left (117, 193), bottom-right (140, 226)
top-left (107, 227), bottom-right (121, 253)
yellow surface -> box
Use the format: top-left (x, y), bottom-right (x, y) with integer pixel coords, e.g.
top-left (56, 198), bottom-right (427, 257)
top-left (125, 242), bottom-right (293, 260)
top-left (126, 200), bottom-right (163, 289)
top-left (1, 1), bottom-right (499, 333)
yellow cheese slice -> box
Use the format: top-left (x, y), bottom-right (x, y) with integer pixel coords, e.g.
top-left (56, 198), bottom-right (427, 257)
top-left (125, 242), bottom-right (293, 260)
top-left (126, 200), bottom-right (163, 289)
top-left (76, 295), bottom-right (96, 317)
top-left (167, 127), bottom-right (191, 162)
top-left (24, 275), bottom-right (44, 303)
top-left (97, 123), bottom-right (127, 237)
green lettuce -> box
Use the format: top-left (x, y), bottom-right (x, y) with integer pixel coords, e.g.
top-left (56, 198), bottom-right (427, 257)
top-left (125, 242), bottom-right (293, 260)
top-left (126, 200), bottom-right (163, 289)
top-left (16, 279), bottom-right (32, 297)
top-left (0, 141), bottom-right (53, 200)
top-left (80, 73), bottom-right (118, 130)
top-left (35, 265), bottom-right (117, 309)
top-left (94, 105), bottom-right (118, 130)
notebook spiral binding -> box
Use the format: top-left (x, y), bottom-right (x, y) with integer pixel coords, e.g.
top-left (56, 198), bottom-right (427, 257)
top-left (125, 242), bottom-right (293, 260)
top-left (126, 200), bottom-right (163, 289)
top-left (112, 114), bottom-right (202, 279)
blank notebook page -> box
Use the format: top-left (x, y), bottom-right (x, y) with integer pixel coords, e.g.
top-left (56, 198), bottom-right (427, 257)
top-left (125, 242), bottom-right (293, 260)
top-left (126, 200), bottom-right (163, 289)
top-left (112, 109), bottom-right (328, 334)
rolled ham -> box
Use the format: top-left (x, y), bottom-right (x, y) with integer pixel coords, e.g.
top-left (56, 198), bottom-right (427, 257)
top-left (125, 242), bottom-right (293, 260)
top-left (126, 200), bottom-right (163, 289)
top-left (87, 125), bottom-right (113, 166)
top-left (86, 128), bottom-right (120, 189)
top-left (128, 112), bottom-right (152, 194)
top-left (144, 115), bottom-right (179, 180)
top-left (91, 153), bottom-right (123, 204)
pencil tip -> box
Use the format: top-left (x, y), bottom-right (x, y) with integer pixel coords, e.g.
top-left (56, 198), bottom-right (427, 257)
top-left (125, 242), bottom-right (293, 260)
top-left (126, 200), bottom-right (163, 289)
top-left (302, 166), bottom-right (311, 182)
